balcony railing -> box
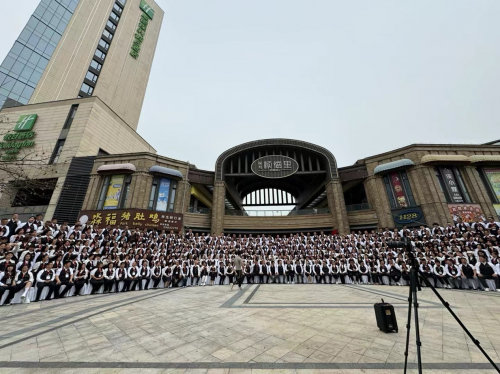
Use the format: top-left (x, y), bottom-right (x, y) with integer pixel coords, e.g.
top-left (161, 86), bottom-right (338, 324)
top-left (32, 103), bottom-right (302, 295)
top-left (345, 203), bottom-right (371, 212)
top-left (225, 208), bottom-right (330, 217)
top-left (187, 207), bottom-right (211, 214)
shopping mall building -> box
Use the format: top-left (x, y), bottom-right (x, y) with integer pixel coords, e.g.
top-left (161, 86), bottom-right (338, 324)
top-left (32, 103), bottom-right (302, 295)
top-left (1, 0), bottom-right (500, 234)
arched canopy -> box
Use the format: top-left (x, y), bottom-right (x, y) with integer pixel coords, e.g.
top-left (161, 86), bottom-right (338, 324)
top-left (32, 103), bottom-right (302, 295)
top-left (214, 139), bottom-right (338, 209)
top-left (215, 139), bottom-right (339, 181)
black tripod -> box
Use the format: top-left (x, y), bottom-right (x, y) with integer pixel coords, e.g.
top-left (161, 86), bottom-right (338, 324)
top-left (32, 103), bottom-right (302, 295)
top-left (403, 252), bottom-right (500, 373)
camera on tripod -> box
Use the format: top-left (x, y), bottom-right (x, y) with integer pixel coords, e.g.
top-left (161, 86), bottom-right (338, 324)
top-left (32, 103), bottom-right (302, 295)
top-left (387, 236), bottom-right (412, 251)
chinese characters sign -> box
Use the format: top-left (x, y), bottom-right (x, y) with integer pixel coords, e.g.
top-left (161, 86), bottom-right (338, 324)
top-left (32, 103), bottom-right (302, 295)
top-left (251, 155), bottom-right (299, 179)
top-left (79, 209), bottom-right (183, 231)
top-left (439, 167), bottom-right (464, 203)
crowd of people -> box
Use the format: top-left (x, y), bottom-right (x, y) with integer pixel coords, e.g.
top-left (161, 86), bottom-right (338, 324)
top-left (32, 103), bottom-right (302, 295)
top-left (1, 212), bottom-right (500, 305)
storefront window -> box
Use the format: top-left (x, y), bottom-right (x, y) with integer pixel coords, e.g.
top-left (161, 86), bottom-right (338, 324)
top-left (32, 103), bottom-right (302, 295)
top-left (148, 177), bottom-right (177, 212)
top-left (382, 171), bottom-right (416, 209)
top-left (97, 174), bottom-right (131, 210)
top-left (435, 166), bottom-right (471, 203)
top-left (479, 167), bottom-right (500, 203)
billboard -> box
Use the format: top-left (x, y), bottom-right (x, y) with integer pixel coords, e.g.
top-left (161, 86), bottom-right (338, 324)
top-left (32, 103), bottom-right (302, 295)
top-left (103, 175), bottom-right (125, 210)
top-left (448, 203), bottom-right (486, 223)
top-left (156, 178), bottom-right (171, 212)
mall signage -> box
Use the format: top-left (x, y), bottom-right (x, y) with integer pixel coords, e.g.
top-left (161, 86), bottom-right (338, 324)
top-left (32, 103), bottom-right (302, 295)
top-left (0, 114), bottom-right (37, 161)
top-left (392, 206), bottom-right (426, 228)
top-left (251, 155), bottom-right (299, 179)
top-left (78, 209), bottom-right (183, 232)
top-left (130, 0), bottom-right (154, 59)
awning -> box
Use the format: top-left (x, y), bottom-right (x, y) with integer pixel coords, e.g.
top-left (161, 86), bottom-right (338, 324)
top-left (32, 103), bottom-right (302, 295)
top-left (469, 155), bottom-right (500, 163)
top-left (191, 185), bottom-right (212, 208)
top-left (97, 163), bottom-right (136, 173)
top-left (149, 165), bottom-right (183, 179)
top-left (421, 155), bottom-right (470, 164)
top-left (373, 159), bottom-right (414, 174)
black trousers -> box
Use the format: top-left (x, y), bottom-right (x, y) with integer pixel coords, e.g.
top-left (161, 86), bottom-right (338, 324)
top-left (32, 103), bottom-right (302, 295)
top-left (90, 279), bottom-right (104, 294)
top-left (139, 276), bottom-right (150, 290)
top-left (277, 274), bottom-right (284, 283)
top-left (286, 272), bottom-right (295, 283)
top-left (348, 271), bottom-right (359, 282)
top-left (129, 278), bottom-right (140, 290)
top-left (339, 274), bottom-right (346, 284)
top-left (191, 276), bottom-right (199, 286)
top-left (118, 279), bottom-right (131, 292)
top-left (228, 275), bottom-right (234, 284)
top-left (36, 282), bottom-right (55, 301)
top-left (478, 275), bottom-right (500, 289)
top-left (258, 274), bottom-right (264, 284)
top-left (74, 279), bottom-right (86, 295)
top-left (0, 285), bottom-right (17, 304)
top-left (370, 273), bottom-right (380, 283)
top-left (152, 276), bottom-right (162, 288)
top-left (219, 275), bottom-right (226, 285)
top-left (236, 270), bottom-right (243, 287)
top-left (315, 275), bottom-right (322, 283)
top-left (56, 280), bottom-right (74, 298)
top-left (103, 279), bottom-right (114, 293)
top-left (245, 274), bottom-right (253, 284)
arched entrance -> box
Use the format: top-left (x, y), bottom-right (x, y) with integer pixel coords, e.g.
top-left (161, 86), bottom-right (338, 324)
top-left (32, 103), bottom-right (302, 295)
top-left (211, 139), bottom-right (349, 234)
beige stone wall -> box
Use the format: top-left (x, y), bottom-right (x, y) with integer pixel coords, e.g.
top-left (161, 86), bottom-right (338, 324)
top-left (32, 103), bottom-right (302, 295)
top-left (363, 144), bottom-right (500, 227)
top-left (29, 0), bottom-right (164, 130)
top-left (184, 213), bottom-right (211, 229)
top-left (223, 214), bottom-right (334, 231)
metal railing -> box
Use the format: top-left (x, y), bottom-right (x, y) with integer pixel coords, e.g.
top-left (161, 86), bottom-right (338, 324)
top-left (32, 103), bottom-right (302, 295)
top-left (345, 203), bottom-right (371, 212)
top-left (225, 208), bottom-right (330, 217)
top-left (187, 207), bottom-right (211, 214)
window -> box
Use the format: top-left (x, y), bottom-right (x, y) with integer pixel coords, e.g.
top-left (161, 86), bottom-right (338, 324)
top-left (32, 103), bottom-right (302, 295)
top-left (80, 82), bottom-right (93, 95)
top-left (478, 167), bottom-right (500, 204)
top-left (63, 104), bottom-right (78, 129)
top-left (98, 39), bottom-right (110, 50)
top-left (106, 20), bottom-right (116, 31)
top-left (148, 177), bottom-right (178, 212)
top-left (116, 0), bottom-right (127, 7)
top-left (113, 3), bottom-right (123, 13)
top-left (109, 12), bottom-right (120, 23)
top-left (49, 139), bottom-right (65, 164)
top-left (85, 71), bottom-right (98, 83)
top-left (435, 166), bottom-right (471, 203)
top-left (90, 59), bottom-right (102, 71)
top-left (97, 174), bottom-right (131, 209)
top-left (102, 29), bottom-right (113, 41)
top-left (383, 171), bottom-right (416, 209)
top-left (94, 49), bottom-right (106, 60)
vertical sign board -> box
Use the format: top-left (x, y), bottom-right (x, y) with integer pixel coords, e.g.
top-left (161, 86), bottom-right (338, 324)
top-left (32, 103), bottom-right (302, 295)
top-left (440, 167), bottom-right (464, 203)
top-left (156, 178), bottom-right (171, 212)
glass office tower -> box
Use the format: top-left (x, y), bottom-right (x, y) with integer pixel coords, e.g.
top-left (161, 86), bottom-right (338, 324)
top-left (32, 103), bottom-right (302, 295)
top-left (0, 0), bottom-right (79, 109)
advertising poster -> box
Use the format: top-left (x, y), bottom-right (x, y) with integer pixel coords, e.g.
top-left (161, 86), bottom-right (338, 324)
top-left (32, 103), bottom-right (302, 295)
top-left (494, 204), bottom-right (500, 221)
top-left (103, 175), bottom-right (125, 210)
top-left (79, 209), bottom-right (183, 231)
top-left (389, 172), bottom-right (408, 207)
top-left (156, 178), bottom-right (171, 212)
top-left (448, 203), bottom-right (486, 223)
top-left (484, 168), bottom-right (500, 202)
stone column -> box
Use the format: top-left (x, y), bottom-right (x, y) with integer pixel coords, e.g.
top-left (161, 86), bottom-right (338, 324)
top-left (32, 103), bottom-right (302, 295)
top-left (211, 181), bottom-right (226, 235)
top-left (462, 166), bottom-right (496, 218)
top-left (364, 176), bottom-right (393, 228)
top-left (130, 173), bottom-right (151, 209)
top-left (174, 179), bottom-right (191, 214)
top-left (325, 180), bottom-right (349, 235)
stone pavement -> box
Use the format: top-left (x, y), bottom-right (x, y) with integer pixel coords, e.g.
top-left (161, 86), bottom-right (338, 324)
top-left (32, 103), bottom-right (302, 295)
top-left (0, 283), bottom-right (500, 373)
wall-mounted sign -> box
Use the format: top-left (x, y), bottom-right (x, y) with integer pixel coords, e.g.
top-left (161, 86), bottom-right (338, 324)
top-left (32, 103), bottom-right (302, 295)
top-left (79, 209), bottom-right (183, 232)
top-left (130, 1), bottom-right (153, 59)
top-left (392, 206), bottom-right (426, 228)
top-left (448, 203), bottom-right (486, 223)
top-left (439, 167), bottom-right (464, 203)
top-left (251, 155), bottom-right (299, 179)
top-left (494, 204), bottom-right (500, 221)
top-left (0, 114), bottom-right (37, 161)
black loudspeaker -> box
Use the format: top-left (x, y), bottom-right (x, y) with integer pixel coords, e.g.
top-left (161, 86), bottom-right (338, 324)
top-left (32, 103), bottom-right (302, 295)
top-left (374, 299), bottom-right (398, 333)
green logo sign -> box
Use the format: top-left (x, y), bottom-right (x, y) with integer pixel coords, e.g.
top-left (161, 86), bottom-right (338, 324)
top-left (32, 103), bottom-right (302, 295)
top-left (140, 0), bottom-right (154, 20)
top-left (14, 114), bottom-right (38, 132)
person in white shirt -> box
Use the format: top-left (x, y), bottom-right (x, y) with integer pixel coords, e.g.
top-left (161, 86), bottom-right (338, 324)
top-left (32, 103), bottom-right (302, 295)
top-left (103, 263), bottom-right (115, 293)
top-left (89, 262), bottom-right (105, 294)
top-left (444, 259), bottom-right (462, 289)
top-left (73, 263), bottom-right (88, 296)
top-left (115, 262), bottom-right (129, 292)
top-left (127, 261), bottom-right (140, 291)
top-left (35, 262), bottom-right (56, 302)
top-left (475, 256), bottom-right (500, 292)
top-left (0, 264), bottom-right (18, 305)
top-left (14, 264), bottom-right (34, 303)
top-left (139, 261), bottom-right (151, 290)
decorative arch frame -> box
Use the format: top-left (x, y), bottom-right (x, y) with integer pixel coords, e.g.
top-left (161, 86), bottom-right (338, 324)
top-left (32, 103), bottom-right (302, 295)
top-left (215, 138), bottom-right (339, 181)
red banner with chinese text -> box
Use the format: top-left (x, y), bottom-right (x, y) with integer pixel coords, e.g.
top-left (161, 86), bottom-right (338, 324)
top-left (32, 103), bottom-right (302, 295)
top-left (390, 172), bottom-right (408, 208)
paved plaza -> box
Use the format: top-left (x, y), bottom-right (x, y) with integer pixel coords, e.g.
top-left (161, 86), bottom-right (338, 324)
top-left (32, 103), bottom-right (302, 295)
top-left (0, 284), bottom-right (500, 373)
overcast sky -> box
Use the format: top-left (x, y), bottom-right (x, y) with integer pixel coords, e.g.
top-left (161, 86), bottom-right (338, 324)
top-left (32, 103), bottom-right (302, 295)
top-left (1, 1), bottom-right (499, 171)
